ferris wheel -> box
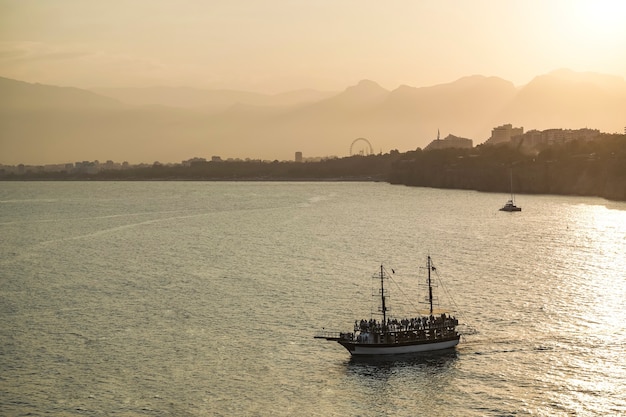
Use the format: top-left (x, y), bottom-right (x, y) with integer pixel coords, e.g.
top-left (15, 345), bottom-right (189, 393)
top-left (350, 137), bottom-right (374, 156)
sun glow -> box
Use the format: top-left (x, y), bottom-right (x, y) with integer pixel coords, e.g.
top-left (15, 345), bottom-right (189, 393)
top-left (562, 1), bottom-right (626, 41)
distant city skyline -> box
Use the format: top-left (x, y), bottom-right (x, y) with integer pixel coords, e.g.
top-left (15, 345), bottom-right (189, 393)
top-left (0, 125), bottom-right (616, 171)
top-left (1, 1), bottom-right (625, 93)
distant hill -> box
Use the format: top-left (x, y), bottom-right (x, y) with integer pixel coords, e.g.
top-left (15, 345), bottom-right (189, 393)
top-left (497, 69), bottom-right (626, 131)
top-left (0, 76), bottom-right (122, 109)
top-left (92, 86), bottom-right (336, 113)
top-left (1, 70), bottom-right (625, 165)
top-left (372, 75), bottom-right (518, 140)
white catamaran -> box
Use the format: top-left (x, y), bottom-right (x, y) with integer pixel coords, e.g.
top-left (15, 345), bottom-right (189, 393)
top-left (316, 256), bottom-right (460, 356)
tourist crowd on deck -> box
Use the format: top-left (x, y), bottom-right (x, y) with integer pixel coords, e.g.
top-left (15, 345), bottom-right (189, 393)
top-left (355, 313), bottom-right (458, 334)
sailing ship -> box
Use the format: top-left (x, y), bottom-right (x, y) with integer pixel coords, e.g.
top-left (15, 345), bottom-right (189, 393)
top-left (315, 256), bottom-right (460, 356)
top-left (500, 168), bottom-right (521, 212)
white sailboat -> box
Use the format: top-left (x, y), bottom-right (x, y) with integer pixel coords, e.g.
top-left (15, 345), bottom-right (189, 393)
top-left (500, 168), bottom-right (521, 212)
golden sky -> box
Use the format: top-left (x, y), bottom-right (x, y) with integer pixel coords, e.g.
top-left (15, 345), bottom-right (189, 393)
top-left (1, 0), bottom-right (625, 92)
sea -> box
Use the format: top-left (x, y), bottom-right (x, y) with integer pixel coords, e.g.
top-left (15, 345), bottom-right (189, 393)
top-left (1, 181), bottom-right (625, 417)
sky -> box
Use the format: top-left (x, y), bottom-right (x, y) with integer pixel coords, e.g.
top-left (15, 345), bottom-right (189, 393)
top-left (1, 0), bottom-right (626, 93)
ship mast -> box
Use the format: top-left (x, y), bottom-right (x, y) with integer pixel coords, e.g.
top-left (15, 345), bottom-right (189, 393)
top-left (427, 256), bottom-right (434, 315)
top-left (379, 264), bottom-right (387, 326)
top-left (509, 167), bottom-right (514, 202)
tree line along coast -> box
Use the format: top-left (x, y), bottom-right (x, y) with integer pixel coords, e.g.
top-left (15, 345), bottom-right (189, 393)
top-left (1, 132), bottom-right (625, 202)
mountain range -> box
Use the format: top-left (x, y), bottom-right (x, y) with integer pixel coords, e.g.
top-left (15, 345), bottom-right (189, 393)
top-left (1, 69), bottom-right (625, 165)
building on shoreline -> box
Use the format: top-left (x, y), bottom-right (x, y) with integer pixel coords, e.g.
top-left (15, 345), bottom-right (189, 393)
top-left (484, 124), bottom-right (524, 145)
top-left (511, 128), bottom-right (600, 149)
top-left (483, 124), bottom-right (601, 151)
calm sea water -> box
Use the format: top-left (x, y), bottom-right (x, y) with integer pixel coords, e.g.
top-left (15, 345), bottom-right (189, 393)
top-left (1, 181), bottom-right (625, 416)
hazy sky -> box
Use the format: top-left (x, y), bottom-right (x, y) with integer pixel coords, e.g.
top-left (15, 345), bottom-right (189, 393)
top-left (1, 0), bottom-right (625, 93)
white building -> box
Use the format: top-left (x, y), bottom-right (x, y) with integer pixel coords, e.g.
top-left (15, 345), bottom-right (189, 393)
top-left (485, 124), bottom-right (524, 145)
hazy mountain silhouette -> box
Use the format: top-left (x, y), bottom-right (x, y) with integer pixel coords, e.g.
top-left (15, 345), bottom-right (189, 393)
top-left (497, 69), bottom-right (626, 131)
top-left (0, 76), bottom-right (122, 110)
top-left (1, 70), bottom-right (625, 165)
top-left (373, 75), bottom-right (518, 141)
top-left (92, 86), bottom-right (335, 113)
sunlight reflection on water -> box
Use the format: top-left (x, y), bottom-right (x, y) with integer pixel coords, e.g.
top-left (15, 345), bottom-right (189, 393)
top-left (542, 203), bottom-right (626, 416)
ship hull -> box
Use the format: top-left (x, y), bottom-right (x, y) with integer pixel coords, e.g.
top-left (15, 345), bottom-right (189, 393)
top-left (339, 335), bottom-right (460, 356)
